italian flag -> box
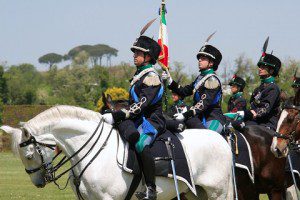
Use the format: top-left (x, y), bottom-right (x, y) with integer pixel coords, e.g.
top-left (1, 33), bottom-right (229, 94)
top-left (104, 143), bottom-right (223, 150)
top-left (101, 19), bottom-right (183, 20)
top-left (158, 2), bottom-right (169, 70)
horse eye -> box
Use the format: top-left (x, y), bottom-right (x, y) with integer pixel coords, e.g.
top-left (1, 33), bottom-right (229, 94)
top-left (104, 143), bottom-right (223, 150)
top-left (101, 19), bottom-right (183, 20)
top-left (23, 129), bottom-right (30, 138)
top-left (287, 115), bottom-right (295, 122)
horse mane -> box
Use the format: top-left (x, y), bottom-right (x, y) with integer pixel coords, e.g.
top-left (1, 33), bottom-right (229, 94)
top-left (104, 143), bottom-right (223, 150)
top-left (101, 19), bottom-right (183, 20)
top-left (24, 105), bottom-right (102, 136)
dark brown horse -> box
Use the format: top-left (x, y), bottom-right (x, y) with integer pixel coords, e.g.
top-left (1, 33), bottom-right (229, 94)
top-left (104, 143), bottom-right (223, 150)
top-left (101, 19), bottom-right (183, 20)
top-left (236, 125), bottom-right (290, 200)
top-left (271, 103), bottom-right (300, 199)
top-left (271, 107), bottom-right (300, 158)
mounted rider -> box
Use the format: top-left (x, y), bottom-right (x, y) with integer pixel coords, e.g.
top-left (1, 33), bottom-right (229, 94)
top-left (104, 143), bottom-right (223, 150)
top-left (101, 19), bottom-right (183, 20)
top-left (168, 92), bottom-right (189, 116)
top-left (102, 33), bottom-right (165, 199)
top-left (162, 35), bottom-right (225, 133)
top-left (291, 68), bottom-right (300, 106)
top-left (165, 91), bottom-right (189, 132)
top-left (227, 75), bottom-right (247, 113)
top-left (232, 38), bottom-right (281, 131)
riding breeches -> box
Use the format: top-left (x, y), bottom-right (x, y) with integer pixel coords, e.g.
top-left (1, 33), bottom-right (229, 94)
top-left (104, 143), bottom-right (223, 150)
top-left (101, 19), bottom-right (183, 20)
top-left (116, 119), bottom-right (158, 153)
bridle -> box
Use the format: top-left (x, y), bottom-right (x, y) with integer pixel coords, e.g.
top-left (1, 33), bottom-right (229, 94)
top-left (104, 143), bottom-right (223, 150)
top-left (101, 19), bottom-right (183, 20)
top-left (274, 104), bottom-right (300, 146)
top-left (18, 118), bottom-right (114, 193)
top-left (19, 135), bottom-right (56, 178)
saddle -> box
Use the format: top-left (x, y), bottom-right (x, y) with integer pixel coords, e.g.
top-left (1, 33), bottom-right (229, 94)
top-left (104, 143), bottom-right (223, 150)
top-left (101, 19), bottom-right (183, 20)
top-left (224, 128), bottom-right (255, 183)
top-left (116, 130), bottom-right (196, 195)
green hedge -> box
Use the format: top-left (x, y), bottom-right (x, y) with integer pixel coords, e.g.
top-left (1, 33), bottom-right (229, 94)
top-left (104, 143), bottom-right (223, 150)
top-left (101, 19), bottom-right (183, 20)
top-left (1, 105), bottom-right (51, 151)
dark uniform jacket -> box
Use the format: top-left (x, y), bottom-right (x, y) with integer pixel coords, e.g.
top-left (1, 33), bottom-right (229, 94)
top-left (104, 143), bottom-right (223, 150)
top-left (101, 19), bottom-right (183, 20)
top-left (112, 66), bottom-right (166, 134)
top-left (248, 80), bottom-right (280, 130)
top-left (227, 93), bottom-right (247, 113)
top-left (168, 70), bottom-right (226, 126)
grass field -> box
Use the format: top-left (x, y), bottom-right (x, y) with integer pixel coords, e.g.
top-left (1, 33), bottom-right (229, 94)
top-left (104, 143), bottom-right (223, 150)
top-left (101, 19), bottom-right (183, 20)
top-left (0, 152), bottom-right (268, 200)
top-left (0, 152), bottom-right (75, 199)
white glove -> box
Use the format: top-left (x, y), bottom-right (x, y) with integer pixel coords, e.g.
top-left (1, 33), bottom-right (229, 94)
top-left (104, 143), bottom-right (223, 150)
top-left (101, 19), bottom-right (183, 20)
top-left (161, 70), bottom-right (173, 85)
top-left (174, 113), bottom-right (185, 121)
top-left (236, 111), bottom-right (245, 119)
top-left (102, 113), bottom-right (114, 125)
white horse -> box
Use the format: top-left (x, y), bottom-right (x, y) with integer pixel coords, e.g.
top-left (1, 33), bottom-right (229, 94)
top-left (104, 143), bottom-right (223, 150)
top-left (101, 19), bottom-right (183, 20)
top-left (0, 105), bottom-right (233, 200)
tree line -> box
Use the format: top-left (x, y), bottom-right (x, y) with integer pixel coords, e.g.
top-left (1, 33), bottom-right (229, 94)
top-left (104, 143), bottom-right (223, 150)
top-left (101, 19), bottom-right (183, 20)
top-left (0, 50), bottom-right (299, 124)
top-left (38, 44), bottom-right (118, 69)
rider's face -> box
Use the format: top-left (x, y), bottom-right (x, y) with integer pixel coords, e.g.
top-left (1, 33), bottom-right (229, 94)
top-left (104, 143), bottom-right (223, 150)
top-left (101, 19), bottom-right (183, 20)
top-left (230, 85), bottom-right (239, 94)
top-left (198, 56), bottom-right (213, 71)
top-left (133, 50), bottom-right (150, 67)
top-left (258, 65), bottom-right (272, 77)
top-left (172, 93), bottom-right (180, 102)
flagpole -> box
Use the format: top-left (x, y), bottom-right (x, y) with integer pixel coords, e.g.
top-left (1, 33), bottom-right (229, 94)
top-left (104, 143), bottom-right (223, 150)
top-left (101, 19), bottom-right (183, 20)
top-left (162, 1), bottom-right (169, 113)
top-left (159, 0), bottom-right (169, 112)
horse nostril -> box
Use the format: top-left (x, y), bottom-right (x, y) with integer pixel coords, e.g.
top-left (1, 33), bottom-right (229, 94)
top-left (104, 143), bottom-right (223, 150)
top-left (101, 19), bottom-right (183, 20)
top-left (276, 148), bottom-right (282, 157)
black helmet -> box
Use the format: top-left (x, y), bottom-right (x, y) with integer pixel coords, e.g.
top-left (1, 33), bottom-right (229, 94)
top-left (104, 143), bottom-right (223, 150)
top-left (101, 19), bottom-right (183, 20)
top-left (131, 36), bottom-right (161, 65)
top-left (292, 69), bottom-right (300, 88)
top-left (196, 45), bottom-right (222, 71)
top-left (229, 75), bottom-right (246, 92)
top-left (292, 77), bottom-right (300, 88)
top-left (257, 53), bottom-right (281, 76)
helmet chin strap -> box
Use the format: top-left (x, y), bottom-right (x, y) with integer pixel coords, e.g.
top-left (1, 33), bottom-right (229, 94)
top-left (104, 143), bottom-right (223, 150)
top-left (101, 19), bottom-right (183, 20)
top-left (140, 52), bottom-right (150, 67)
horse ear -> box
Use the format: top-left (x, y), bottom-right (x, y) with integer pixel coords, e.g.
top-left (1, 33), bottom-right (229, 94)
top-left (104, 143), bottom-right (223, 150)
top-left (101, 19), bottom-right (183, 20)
top-left (102, 92), bottom-right (107, 103)
top-left (106, 94), bottom-right (113, 104)
top-left (0, 125), bottom-right (21, 136)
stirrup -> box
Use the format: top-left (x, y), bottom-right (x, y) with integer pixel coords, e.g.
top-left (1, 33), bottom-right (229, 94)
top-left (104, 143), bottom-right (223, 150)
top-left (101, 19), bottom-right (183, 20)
top-left (135, 186), bottom-right (157, 200)
top-left (135, 191), bottom-right (146, 200)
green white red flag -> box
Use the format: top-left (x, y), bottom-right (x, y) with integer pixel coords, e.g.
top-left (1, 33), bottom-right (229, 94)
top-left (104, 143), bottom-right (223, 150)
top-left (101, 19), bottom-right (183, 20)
top-left (158, 2), bottom-right (169, 70)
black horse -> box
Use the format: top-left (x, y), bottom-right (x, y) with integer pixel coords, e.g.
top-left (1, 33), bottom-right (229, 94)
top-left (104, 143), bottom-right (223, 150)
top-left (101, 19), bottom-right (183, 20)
top-left (99, 92), bottom-right (129, 114)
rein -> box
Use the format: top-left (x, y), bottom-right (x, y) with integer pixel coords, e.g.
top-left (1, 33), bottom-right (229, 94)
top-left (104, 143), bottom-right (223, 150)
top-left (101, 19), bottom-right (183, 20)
top-left (274, 104), bottom-right (300, 143)
top-left (19, 117), bottom-right (114, 195)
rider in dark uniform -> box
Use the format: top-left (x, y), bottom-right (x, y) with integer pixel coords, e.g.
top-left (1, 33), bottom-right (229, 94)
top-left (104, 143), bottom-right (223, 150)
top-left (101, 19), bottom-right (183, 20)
top-left (162, 43), bottom-right (225, 133)
top-left (227, 75), bottom-right (247, 113)
top-left (292, 70), bottom-right (300, 105)
top-left (165, 92), bottom-right (189, 132)
top-left (102, 35), bottom-right (164, 200)
top-left (232, 45), bottom-right (281, 131)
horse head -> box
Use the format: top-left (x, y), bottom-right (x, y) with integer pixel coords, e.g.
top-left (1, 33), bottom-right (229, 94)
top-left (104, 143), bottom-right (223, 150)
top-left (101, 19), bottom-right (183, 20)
top-left (100, 92), bottom-right (129, 114)
top-left (271, 104), bottom-right (300, 158)
top-left (0, 125), bottom-right (55, 188)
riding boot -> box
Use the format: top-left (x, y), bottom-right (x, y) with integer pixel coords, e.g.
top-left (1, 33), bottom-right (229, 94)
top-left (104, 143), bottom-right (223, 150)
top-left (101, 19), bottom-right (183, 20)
top-left (135, 146), bottom-right (157, 200)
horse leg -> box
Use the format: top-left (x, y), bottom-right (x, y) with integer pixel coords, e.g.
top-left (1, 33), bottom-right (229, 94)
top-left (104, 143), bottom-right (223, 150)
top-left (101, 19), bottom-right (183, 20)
top-left (184, 186), bottom-right (208, 200)
top-left (268, 189), bottom-right (287, 200)
top-left (236, 169), bottom-right (258, 200)
top-left (170, 193), bottom-right (190, 200)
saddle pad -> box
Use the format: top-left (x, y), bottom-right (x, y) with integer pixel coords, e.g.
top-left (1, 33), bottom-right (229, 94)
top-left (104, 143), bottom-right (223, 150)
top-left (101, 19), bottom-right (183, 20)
top-left (233, 132), bottom-right (255, 183)
top-left (117, 130), bottom-right (196, 195)
top-left (285, 150), bottom-right (300, 186)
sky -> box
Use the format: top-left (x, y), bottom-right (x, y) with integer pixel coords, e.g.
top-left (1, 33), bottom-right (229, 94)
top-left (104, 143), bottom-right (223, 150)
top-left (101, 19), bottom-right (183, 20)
top-left (1, 0), bottom-right (300, 75)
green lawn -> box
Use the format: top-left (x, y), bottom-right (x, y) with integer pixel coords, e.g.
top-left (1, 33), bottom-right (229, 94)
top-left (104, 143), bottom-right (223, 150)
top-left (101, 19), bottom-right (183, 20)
top-left (0, 152), bottom-right (75, 199)
top-left (0, 152), bottom-right (269, 200)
